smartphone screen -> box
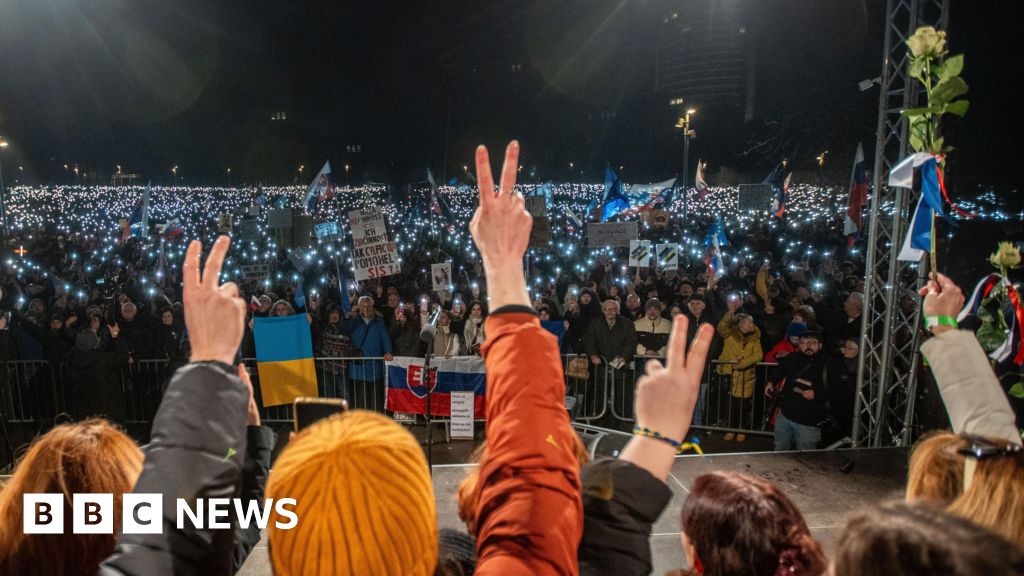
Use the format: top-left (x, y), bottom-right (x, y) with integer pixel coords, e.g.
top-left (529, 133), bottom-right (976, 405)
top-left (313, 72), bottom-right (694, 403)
top-left (293, 397), bottom-right (349, 432)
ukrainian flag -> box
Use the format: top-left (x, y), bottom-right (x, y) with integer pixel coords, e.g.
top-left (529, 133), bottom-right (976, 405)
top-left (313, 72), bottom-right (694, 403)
top-left (253, 314), bottom-right (317, 407)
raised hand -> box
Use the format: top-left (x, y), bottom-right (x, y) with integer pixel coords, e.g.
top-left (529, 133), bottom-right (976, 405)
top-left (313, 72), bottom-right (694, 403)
top-left (918, 272), bottom-right (965, 335)
top-left (468, 141), bottom-right (532, 310)
top-left (635, 315), bottom-right (714, 444)
top-left (183, 236), bottom-right (246, 366)
top-left (469, 141), bottom-right (530, 263)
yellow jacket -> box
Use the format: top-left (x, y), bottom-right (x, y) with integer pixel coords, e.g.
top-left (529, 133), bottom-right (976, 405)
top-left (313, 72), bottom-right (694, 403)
top-left (716, 310), bottom-right (763, 398)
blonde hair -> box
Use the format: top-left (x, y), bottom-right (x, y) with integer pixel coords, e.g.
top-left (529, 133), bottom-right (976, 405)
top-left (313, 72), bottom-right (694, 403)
top-left (948, 444), bottom-right (1024, 547)
top-left (906, 431), bottom-right (964, 504)
top-left (0, 419), bottom-right (143, 576)
top-left (907, 432), bottom-right (1024, 547)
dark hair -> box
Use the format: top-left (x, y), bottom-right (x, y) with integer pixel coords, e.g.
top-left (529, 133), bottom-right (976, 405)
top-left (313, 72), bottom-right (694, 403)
top-left (680, 472), bottom-right (827, 576)
top-left (835, 500), bottom-right (1024, 576)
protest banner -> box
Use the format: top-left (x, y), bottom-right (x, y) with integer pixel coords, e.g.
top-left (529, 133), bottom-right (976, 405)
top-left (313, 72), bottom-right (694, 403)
top-left (348, 207), bottom-right (400, 281)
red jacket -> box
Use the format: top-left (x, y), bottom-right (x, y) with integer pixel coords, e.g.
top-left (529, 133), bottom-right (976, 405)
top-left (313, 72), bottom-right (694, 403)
top-left (475, 310), bottom-right (583, 575)
top-left (765, 339), bottom-right (797, 364)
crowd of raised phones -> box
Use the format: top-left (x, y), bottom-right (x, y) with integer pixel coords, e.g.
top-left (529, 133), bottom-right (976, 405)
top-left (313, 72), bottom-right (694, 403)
top-left (0, 142), bottom-right (1021, 575)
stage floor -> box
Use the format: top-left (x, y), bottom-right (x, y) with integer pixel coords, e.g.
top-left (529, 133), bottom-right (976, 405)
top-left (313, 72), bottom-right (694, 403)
top-left (237, 446), bottom-right (909, 575)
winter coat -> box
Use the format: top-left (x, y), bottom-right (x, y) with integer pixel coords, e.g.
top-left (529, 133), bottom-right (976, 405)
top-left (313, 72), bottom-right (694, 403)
top-left (95, 361), bottom-right (250, 576)
top-left (475, 308), bottom-right (582, 574)
top-left (921, 330), bottom-right (1021, 444)
top-left (579, 458), bottom-right (672, 576)
top-left (716, 310), bottom-right (764, 399)
top-left (345, 314), bottom-right (393, 382)
top-left (584, 316), bottom-right (638, 362)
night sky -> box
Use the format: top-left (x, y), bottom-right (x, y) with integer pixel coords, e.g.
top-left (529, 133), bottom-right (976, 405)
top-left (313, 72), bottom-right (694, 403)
top-left (0, 0), bottom-right (1021, 191)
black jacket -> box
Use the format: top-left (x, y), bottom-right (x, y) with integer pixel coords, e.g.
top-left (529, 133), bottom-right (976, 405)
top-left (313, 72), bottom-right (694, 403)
top-left (233, 425), bottom-right (275, 575)
top-left (584, 316), bottom-right (638, 362)
top-left (97, 361), bottom-right (250, 576)
top-left (770, 352), bottom-right (830, 426)
top-left (579, 458), bottom-right (672, 576)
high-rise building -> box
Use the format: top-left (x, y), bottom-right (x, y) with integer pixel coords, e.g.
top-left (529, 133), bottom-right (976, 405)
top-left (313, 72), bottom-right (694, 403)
top-left (654, 0), bottom-right (756, 120)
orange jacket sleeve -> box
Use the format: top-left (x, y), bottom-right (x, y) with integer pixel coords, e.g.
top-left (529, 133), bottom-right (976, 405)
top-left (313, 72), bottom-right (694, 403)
top-left (475, 310), bottom-right (583, 576)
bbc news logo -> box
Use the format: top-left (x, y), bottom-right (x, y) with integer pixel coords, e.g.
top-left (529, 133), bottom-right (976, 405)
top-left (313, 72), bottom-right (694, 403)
top-left (23, 494), bottom-right (298, 534)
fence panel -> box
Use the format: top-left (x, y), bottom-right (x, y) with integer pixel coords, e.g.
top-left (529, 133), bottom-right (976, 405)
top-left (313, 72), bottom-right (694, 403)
top-left (0, 360), bottom-right (64, 423)
top-left (562, 354), bottom-right (608, 421)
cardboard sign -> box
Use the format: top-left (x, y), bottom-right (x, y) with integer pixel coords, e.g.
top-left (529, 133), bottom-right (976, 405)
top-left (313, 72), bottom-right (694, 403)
top-left (238, 220), bottom-right (260, 243)
top-left (642, 209), bottom-right (670, 228)
top-left (738, 184), bottom-right (775, 211)
top-left (240, 264), bottom-right (273, 282)
top-left (525, 196), bottom-right (548, 217)
top-left (431, 262), bottom-right (452, 293)
top-left (629, 240), bottom-right (652, 267)
top-left (529, 217), bottom-right (552, 248)
top-left (449, 391), bottom-right (475, 439)
top-left (587, 222), bottom-right (638, 248)
top-left (267, 208), bottom-right (293, 228)
top-left (349, 207), bottom-right (401, 281)
top-left (656, 243), bottom-right (679, 270)
top-left (314, 220), bottom-right (341, 241)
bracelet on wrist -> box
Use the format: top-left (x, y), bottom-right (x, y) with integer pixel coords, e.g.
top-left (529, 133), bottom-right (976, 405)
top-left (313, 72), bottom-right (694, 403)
top-left (924, 315), bottom-right (958, 330)
top-left (632, 425), bottom-right (682, 451)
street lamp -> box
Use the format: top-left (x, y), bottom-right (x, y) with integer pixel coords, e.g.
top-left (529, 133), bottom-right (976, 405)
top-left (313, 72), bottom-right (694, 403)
top-left (0, 138), bottom-right (8, 234)
top-left (298, 165), bottom-right (305, 181)
top-left (673, 105), bottom-right (697, 229)
top-left (171, 165), bottom-right (179, 184)
top-left (344, 164), bottom-right (350, 186)
top-left (227, 167), bottom-right (232, 186)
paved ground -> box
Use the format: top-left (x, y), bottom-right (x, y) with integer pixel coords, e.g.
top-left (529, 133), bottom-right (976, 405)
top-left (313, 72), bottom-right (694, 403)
top-left (238, 446), bottom-right (908, 575)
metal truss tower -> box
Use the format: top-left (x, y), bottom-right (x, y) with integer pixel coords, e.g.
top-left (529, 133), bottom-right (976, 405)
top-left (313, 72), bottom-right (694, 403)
top-left (853, 0), bottom-right (950, 447)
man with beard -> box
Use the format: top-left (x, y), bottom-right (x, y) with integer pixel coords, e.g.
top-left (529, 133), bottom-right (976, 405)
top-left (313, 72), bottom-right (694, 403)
top-left (766, 331), bottom-right (830, 451)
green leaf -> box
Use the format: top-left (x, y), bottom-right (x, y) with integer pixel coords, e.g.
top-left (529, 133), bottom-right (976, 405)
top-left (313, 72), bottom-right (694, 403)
top-left (931, 136), bottom-right (945, 155)
top-left (929, 77), bottom-right (969, 106)
top-left (1010, 382), bottom-right (1024, 399)
top-left (943, 100), bottom-right (970, 117)
top-left (976, 320), bottom-right (1008, 352)
top-left (902, 106), bottom-right (941, 117)
top-left (938, 54), bottom-right (964, 82)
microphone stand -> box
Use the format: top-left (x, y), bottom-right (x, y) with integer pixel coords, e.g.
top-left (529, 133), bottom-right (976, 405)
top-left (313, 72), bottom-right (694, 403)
top-left (418, 308), bottom-right (441, 473)
top-left (423, 351), bottom-right (434, 473)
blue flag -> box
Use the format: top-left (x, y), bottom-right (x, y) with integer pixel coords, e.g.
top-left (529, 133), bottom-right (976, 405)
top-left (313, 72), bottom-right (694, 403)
top-left (601, 167), bottom-right (628, 222)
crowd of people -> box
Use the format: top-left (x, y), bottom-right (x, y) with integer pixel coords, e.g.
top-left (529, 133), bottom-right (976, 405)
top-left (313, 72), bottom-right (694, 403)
top-left (2, 169), bottom-right (888, 449)
top-left (0, 141), bottom-right (1021, 575)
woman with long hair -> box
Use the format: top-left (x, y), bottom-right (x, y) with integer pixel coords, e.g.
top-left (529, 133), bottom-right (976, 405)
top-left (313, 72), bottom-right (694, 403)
top-left (463, 301), bottom-right (486, 356)
top-left (0, 419), bottom-right (143, 576)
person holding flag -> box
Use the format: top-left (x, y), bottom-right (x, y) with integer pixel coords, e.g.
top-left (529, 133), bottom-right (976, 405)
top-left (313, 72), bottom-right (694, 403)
top-left (844, 143), bottom-right (869, 247)
top-left (121, 183), bottom-right (151, 242)
top-left (695, 159), bottom-right (709, 201)
top-left (303, 161), bottom-right (335, 214)
top-left (772, 172), bottom-right (792, 219)
top-left (704, 217), bottom-right (729, 281)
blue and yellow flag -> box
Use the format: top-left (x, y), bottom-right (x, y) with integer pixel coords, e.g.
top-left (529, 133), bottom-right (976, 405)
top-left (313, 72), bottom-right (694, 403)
top-left (253, 314), bottom-right (317, 407)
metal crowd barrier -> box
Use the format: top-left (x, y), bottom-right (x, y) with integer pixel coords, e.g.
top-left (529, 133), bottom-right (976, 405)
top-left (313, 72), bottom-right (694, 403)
top-left (602, 357), bottom-right (780, 437)
top-left (3, 356), bottom-right (782, 438)
top-left (0, 360), bottom-right (64, 423)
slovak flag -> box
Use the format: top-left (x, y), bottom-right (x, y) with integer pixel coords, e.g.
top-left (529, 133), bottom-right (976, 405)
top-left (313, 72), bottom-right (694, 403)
top-left (894, 154), bottom-right (961, 262)
top-left (160, 218), bottom-right (184, 239)
top-left (695, 160), bottom-right (709, 200)
top-left (703, 217), bottom-right (729, 279)
top-left (303, 161), bottom-right (334, 214)
top-left (844, 143), bottom-right (869, 245)
top-left (772, 172), bottom-right (791, 218)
